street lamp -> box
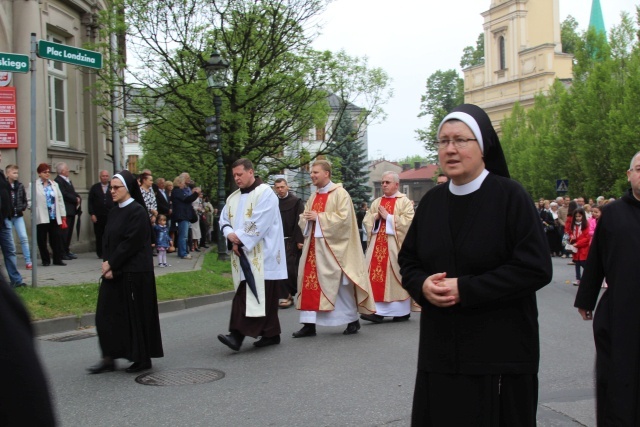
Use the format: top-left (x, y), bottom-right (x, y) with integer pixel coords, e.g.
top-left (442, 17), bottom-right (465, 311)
top-left (203, 49), bottom-right (230, 261)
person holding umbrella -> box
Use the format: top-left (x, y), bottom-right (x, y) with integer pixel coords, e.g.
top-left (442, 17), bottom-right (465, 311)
top-left (218, 158), bottom-right (287, 351)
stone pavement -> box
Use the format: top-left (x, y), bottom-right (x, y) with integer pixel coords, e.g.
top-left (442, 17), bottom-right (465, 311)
top-left (12, 246), bottom-right (236, 336)
top-left (21, 247), bottom-right (212, 288)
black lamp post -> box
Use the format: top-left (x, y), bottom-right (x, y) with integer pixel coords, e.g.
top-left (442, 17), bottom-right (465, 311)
top-left (203, 50), bottom-right (230, 261)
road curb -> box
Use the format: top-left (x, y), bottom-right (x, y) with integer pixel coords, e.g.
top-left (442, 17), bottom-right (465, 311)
top-left (32, 291), bottom-right (235, 337)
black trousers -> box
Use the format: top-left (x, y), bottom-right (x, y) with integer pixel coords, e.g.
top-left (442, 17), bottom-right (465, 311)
top-left (36, 220), bottom-right (64, 264)
top-left (61, 215), bottom-right (75, 254)
top-left (93, 215), bottom-right (108, 257)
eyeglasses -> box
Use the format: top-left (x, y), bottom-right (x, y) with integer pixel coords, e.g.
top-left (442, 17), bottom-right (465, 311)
top-left (110, 185), bottom-right (125, 192)
top-left (434, 138), bottom-right (478, 150)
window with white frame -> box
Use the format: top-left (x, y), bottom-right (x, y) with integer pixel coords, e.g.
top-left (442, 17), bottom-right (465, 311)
top-left (47, 34), bottom-right (68, 146)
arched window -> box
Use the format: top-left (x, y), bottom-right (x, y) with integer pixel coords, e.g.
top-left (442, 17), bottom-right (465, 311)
top-left (499, 36), bottom-right (506, 70)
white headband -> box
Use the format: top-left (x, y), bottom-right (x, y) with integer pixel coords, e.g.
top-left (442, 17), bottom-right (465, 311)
top-left (112, 174), bottom-right (129, 192)
top-left (437, 111), bottom-right (484, 154)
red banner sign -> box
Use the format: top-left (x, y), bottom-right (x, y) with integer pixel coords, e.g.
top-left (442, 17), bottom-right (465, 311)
top-left (0, 87), bottom-right (17, 148)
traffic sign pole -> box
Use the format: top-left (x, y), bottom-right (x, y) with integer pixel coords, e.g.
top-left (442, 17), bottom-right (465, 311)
top-left (30, 33), bottom-right (38, 287)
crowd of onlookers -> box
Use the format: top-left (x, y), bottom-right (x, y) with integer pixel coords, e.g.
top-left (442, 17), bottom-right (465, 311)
top-left (537, 195), bottom-right (614, 286)
top-left (135, 170), bottom-right (217, 266)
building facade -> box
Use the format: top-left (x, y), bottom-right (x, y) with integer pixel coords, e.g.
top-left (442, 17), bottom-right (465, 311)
top-left (1, 0), bottom-right (122, 253)
top-left (463, 0), bottom-right (573, 129)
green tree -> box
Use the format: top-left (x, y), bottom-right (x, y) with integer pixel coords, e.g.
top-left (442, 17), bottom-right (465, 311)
top-left (415, 69), bottom-right (464, 160)
top-left (460, 33), bottom-right (485, 68)
top-left (99, 0), bottom-right (391, 195)
top-left (561, 15), bottom-right (581, 55)
top-left (500, 11), bottom-right (640, 199)
top-left (327, 109), bottom-right (370, 205)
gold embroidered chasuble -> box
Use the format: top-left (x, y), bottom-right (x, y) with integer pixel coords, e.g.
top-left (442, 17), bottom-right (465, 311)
top-left (364, 193), bottom-right (415, 304)
top-left (226, 185), bottom-right (271, 317)
top-left (296, 183), bottom-right (375, 314)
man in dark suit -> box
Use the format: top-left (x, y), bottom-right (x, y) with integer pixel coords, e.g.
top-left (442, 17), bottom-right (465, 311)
top-left (155, 177), bottom-right (171, 218)
top-left (54, 162), bottom-right (80, 260)
top-left (88, 170), bottom-right (114, 258)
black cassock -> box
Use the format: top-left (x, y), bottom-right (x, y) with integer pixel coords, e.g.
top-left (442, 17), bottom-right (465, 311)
top-left (275, 192), bottom-right (304, 298)
top-left (399, 174), bottom-right (552, 426)
top-left (96, 201), bottom-right (163, 363)
top-left (575, 190), bottom-right (640, 426)
top-left (0, 281), bottom-right (56, 426)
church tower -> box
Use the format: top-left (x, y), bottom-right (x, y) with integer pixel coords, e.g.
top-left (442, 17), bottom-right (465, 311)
top-left (589, 0), bottom-right (606, 35)
top-left (463, 0), bottom-right (574, 129)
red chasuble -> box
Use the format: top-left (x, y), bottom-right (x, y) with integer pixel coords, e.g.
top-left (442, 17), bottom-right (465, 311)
top-left (299, 193), bottom-right (329, 310)
top-left (369, 198), bottom-right (397, 301)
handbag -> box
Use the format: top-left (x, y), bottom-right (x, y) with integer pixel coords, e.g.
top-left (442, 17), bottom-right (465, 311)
top-left (60, 216), bottom-right (68, 229)
top-left (564, 243), bottom-right (578, 253)
top-left (189, 208), bottom-right (199, 224)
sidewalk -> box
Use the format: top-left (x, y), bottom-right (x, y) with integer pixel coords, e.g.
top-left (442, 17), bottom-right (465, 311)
top-left (14, 247), bottom-right (235, 336)
top-left (21, 247), bottom-right (211, 288)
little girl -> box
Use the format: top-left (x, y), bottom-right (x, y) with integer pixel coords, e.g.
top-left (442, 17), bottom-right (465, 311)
top-left (154, 215), bottom-right (172, 267)
top-left (569, 208), bottom-right (591, 286)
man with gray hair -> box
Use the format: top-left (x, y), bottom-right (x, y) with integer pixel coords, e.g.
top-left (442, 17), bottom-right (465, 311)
top-left (575, 151), bottom-right (640, 425)
top-left (361, 171), bottom-right (415, 323)
top-left (54, 162), bottom-right (80, 260)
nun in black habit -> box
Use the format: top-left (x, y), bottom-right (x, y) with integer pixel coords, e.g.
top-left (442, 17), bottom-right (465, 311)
top-left (398, 104), bottom-right (552, 426)
top-left (87, 170), bottom-right (163, 374)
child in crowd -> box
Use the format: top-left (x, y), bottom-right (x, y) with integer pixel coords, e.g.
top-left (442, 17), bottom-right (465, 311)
top-left (154, 215), bottom-right (172, 267)
top-left (569, 208), bottom-right (591, 286)
top-left (5, 165), bottom-right (32, 270)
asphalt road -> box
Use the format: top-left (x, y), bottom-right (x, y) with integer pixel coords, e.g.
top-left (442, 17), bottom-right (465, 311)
top-left (37, 257), bottom-right (599, 426)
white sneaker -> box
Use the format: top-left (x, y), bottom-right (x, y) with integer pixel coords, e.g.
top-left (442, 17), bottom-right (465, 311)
top-left (181, 255), bottom-right (192, 260)
top-left (158, 263), bottom-right (165, 268)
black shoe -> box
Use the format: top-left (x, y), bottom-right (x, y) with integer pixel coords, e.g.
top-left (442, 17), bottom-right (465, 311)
top-left (11, 283), bottom-right (27, 288)
top-left (201, 245), bottom-right (209, 248)
top-left (292, 324), bottom-right (316, 338)
top-left (253, 335), bottom-right (281, 348)
top-left (218, 333), bottom-right (243, 351)
top-left (360, 313), bottom-right (384, 324)
top-left (125, 360), bottom-right (152, 373)
top-left (343, 320), bottom-right (361, 335)
top-left (392, 314), bottom-right (411, 322)
top-left (62, 255), bottom-right (73, 261)
top-left (87, 360), bottom-right (115, 374)
top-left (66, 252), bottom-right (78, 259)
top-left (53, 262), bottom-right (67, 266)
top-left (42, 262), bottom-right (50, 267)
top-left (194, 248), bottom-right (201, 252)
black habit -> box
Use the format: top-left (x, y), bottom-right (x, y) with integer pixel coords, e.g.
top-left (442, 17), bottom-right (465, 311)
top-left (399, 174), bottom-right (552, 426)
top-left (0, 281), bottom-right (56, 426)
top-left (96, 195), bottom-right (163, 363)
top-left (275, 192), bottom-right (304, 298)
top-left (575, 189), bottom-right (640, 426)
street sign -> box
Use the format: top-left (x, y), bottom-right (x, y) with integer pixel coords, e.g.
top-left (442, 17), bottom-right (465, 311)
top-left (37, 40), bottom-right (102, 70)
top-left (556, 179), bottom-right (569, 193)
top-left (0, 52), bottom-right (29, 73)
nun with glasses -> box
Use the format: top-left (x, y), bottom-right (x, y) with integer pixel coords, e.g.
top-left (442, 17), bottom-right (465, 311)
top-left (399, 104), bottom-right (552, 426)
top-left (87, 170), bottom-right (163, 374)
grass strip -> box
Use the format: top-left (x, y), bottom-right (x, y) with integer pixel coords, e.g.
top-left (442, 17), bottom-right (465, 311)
top-left (15, 252), bottom-right (234, 321)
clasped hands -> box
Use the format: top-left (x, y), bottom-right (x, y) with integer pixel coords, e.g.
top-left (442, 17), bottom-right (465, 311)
top-left (375, 205), bottom-right (389, 221)
top-left (422, 273), bottom-right (459, 307)
top-left (101, 261), bottom-right (113, 279)
top-left (303, 211), bottom-right (318, 221)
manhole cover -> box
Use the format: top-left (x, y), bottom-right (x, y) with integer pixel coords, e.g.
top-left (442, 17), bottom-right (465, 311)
top-left (42, 331), bottom-right (97, 342)
top-left (135, 368), bottom-right (225, 386)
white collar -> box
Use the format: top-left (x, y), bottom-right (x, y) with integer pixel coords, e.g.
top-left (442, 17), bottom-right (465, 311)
top-left (383, 191), bottom-right (399, 198)
top-left (449, 169), bottom-right (489, 196)
top-left (119, 198), bottom-right (135, 208)
top-left (317, 181), bottom-right (333, 194)
top-left (278, 191), bottom-right (289, 199)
